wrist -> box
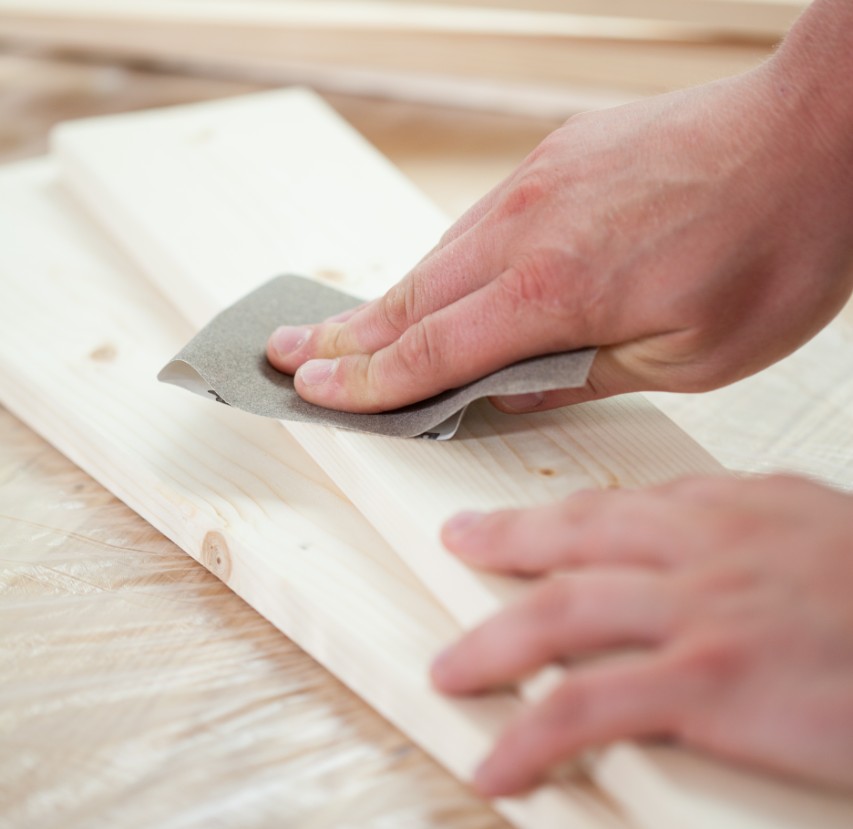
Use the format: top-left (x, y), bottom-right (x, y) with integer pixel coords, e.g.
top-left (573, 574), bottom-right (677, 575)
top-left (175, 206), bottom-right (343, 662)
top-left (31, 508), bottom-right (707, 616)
top-left (764, 0), bottom-right (853, 185)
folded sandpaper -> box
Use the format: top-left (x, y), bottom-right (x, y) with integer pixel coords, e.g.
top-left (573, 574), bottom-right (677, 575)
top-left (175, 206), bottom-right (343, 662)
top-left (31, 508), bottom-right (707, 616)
top-left (158, 275), bottom-right (596, 440)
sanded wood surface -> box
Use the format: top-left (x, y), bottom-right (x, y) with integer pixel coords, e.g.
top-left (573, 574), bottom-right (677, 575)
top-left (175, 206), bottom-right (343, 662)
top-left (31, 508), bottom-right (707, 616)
top-left (646, 315), bottom-right (853, 490)
top-left (54, 86), bottom-right (724, 629)
top-left (0, 160), bottom-right (628, 829)
top-left (0, 54), bottom-right (564, 829)
top-left (0, 407), bottom-right (503, 829)
top-left (4, 47), bottom-right (853, 829)
top-left (53, 89), bottom-right (853, 828)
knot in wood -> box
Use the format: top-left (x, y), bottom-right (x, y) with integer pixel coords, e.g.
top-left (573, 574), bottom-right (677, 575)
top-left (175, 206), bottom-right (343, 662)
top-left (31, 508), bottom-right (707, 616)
top-left (89, 343), bottom-right (117, 362)
top-left (202, 531), bottom-right (232, 581)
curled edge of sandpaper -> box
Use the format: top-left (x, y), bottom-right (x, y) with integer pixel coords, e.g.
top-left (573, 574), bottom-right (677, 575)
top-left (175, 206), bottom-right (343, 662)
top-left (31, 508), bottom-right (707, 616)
top-left (158, 275), bottom-right (596, 440)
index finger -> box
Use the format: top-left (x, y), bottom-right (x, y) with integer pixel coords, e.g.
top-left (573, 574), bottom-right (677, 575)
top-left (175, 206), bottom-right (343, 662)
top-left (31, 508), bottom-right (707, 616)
top-left (291, 263), bottom-right (591, 412)
top-left (266, 220), bottom-right (504, 375)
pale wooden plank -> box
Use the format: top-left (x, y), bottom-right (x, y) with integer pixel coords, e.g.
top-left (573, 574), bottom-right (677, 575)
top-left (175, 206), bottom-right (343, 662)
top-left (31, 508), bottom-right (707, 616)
top-left (0, 0), bottom-right (773, 97)
top-left (392, 0), bottom-right (807, 38)
top-left (54, 88), bottom-right (853, 828)
top-left (0, 160), bottom-right (627, 829)
top-left (0, 407), bottom-right (506, 829)
top-left (646, 316), bottom-right (853, 490)
top-left (53, 88), bottom-right (726, 630)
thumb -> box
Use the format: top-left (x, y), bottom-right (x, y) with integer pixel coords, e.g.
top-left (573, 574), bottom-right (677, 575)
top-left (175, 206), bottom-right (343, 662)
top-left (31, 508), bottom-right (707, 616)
top-left (490, 347), bottom-right (647, 413)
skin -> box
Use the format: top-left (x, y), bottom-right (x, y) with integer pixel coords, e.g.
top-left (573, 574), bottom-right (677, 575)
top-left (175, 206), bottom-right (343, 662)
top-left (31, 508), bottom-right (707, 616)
top-left (434, 475), bottom-right (853, 795)
top-left (266, 0), bottom-right (853, 795)
top-left (267, 6), bottom-right (853, 414)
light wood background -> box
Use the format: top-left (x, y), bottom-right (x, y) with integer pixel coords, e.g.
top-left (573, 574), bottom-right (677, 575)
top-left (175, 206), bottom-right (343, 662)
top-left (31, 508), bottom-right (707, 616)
top-left (2, 39), bottom-right (852, 829)
top-left (0, 48), bottom-right (561, 829)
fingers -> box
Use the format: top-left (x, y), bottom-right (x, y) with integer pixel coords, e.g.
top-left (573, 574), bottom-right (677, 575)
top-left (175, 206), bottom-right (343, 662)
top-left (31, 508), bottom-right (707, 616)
top-left (431, 570), bottom-right (674, 695)
top-left (289, 263), bottom-right (590, 412)
top-left (470, 654), bottom-right (683, 796)
top-left (266, 225), bottom-right (503, 375)
top-left (442, 489), bottom-right (695, 573)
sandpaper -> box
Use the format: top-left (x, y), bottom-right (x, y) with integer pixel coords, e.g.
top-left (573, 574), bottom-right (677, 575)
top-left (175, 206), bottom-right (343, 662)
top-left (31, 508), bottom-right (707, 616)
top-left (158, 275), bottom-right (596, 439)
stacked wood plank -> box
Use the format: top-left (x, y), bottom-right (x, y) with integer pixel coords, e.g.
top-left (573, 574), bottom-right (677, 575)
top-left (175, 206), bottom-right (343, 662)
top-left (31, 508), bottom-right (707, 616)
top-left (1, 85), bottom-right (851, 828)
top-left (0, 0), bottom-right (803, 116)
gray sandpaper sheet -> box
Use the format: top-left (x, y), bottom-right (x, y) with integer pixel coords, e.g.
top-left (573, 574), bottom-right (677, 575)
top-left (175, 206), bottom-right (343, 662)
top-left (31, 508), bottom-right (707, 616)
top-left (158, 275), bottom-right (596, 440)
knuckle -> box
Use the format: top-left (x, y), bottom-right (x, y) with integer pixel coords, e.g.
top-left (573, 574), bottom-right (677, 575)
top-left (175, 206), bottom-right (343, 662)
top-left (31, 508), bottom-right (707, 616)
top-left (499, 250), bottom-right (569, 318)
top-left (544, 672), bottom-right (592, 730)
top-left (526, 577), bottom-right (592, 648)
top-left (377, 280), bottom-right (418, 338)
top-left (390, 319), bottom-right (442, 383)
top-left (502, 241), bottom-right (600, 329)
top-left (494, 172), bottom-right (551, 221)
top-left (672, 634), bottom-right (747, 692)
top-left (530, 578), bottom-right (576, 627)
top-left (322, 322), bottom-right (349, 356)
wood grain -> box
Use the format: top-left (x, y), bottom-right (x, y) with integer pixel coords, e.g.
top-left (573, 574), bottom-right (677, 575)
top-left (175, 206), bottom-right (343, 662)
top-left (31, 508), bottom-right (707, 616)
top-left (0, 408), bottom-right (503, 829)
top-left (53, 88), bottom-right (725, 630)
top-left (0, 160), bottom-right (627, 829)
top-left (385, 0), bottom-right (807, 39)
top-left (646, 315), bottom-right (853, 490)
top-left (54, 87), bottom-right (853, 828)
top-left (5, 49), bottom-right (852, 829)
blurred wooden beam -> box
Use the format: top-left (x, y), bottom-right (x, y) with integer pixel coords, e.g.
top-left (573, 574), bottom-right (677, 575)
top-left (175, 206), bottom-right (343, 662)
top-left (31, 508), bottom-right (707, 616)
top-left (0, 1), bottom-right (775, 103)
top-left (392, 0), bottom-right (807, 40)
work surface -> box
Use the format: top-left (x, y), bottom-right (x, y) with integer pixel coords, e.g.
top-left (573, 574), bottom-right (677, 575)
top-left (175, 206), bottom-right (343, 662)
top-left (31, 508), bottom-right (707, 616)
top-left (2, 51), bottom-right (853, 828)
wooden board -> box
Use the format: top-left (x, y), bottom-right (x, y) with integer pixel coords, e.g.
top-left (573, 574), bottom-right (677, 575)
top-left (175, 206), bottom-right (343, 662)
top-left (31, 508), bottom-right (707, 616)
top-left (53, 88), bottom-right (853, 829)
top-left (385, 0), bottom-right (808, 39)
top-left (0, 53), bottom-right (561, 829)
top-left (54, 87), bottom-right (726, 629)
top-left (0, 0), bottom-right (774, 97)
top-left (646, 315), bottom-right (853, 489)
top-left (0, 159), bottom-right (627, 829)
top-left (0, 407), bottom-right (507, 829)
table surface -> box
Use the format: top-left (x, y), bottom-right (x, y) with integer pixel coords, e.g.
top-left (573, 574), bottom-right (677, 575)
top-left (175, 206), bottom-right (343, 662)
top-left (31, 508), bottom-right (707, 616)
top-left (2, 48), bottom-right (852, 829)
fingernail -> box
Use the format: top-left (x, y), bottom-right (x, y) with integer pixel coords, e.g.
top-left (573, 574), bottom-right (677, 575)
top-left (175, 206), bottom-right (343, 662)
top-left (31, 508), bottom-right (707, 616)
top-left (444, 511), bottom-right (484, 536)
top-left (271, 325), bottom-right (311, 356)
top-left (496, 392), bottom-right (545, 413)
top-left (298, 358), bottom-right (337, 386)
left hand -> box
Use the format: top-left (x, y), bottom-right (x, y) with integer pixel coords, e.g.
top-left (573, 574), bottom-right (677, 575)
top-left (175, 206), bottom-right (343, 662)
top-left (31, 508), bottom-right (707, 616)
top-left (431, 474), bottom-right (853, 797)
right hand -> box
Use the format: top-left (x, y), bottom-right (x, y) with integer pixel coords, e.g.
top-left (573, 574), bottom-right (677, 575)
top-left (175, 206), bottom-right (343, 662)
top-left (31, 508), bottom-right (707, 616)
top-left (267, 52), bottom-right (853, 414)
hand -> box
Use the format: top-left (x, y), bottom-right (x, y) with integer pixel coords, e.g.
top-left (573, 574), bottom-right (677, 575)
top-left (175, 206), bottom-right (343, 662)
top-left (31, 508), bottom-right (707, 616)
top-left (429, 475), bottom-right (853, 796)
top-left (267, 49), bottom-right (853, 414)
